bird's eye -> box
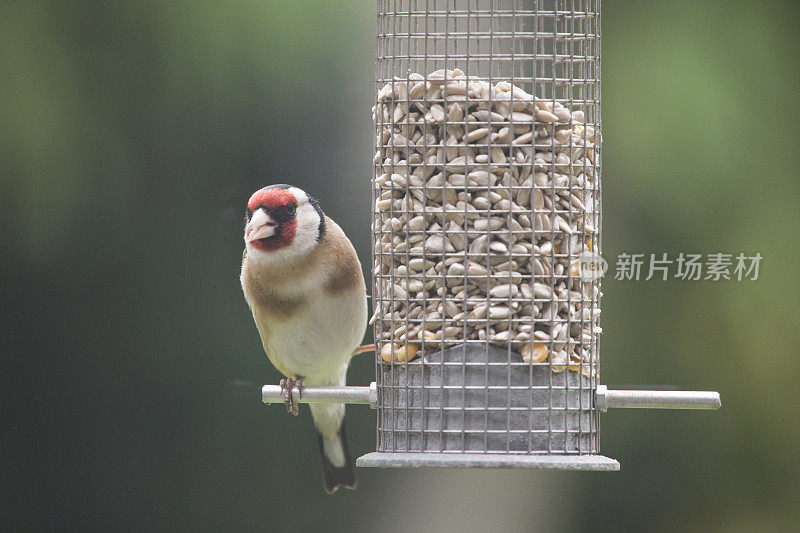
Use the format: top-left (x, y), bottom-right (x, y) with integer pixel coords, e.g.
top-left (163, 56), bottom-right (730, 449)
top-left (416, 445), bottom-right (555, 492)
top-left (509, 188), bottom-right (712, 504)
top-left (285, 203), bottom-right (296, 217)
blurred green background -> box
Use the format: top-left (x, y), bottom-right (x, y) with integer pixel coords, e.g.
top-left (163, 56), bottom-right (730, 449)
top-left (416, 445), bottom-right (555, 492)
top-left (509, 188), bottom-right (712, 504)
top-left (2, 1), bottom-right (799, 531)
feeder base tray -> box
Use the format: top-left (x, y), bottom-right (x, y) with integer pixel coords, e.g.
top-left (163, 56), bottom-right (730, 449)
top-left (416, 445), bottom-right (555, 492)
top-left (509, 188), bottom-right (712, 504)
top-left (356, 452), bottom-right (620, 470)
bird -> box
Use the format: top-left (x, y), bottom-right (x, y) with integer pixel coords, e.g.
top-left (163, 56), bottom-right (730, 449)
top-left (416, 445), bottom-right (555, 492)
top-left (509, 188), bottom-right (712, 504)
top-left (240, 184), bottom-right (368, 494)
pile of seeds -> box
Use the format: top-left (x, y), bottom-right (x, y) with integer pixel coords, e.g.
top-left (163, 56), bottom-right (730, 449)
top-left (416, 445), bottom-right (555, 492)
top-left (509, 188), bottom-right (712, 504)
top-left (372, 69), bottom-right (601, 377)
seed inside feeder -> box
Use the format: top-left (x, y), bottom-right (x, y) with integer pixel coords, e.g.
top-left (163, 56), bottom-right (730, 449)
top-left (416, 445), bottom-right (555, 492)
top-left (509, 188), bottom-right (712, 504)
top-left (373, 70), bottom-right (600, 377)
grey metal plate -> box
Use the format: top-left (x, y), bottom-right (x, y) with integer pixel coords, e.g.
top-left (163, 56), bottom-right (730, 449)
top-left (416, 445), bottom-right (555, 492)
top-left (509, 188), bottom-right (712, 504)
top-left (357, 452), bottom-right (619, 470)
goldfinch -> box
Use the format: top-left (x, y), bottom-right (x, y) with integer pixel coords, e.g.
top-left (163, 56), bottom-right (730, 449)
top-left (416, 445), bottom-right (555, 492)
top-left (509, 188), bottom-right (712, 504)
top-left (240, 184), bottom-right (367, 494)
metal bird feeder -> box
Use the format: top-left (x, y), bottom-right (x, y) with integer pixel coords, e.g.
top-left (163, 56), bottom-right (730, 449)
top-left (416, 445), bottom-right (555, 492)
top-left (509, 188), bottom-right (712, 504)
top-left (262, 0), bottom-right (721, 471)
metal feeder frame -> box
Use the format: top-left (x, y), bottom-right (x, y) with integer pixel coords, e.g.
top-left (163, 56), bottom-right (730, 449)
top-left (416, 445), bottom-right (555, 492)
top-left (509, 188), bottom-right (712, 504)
top-left (262, 0), bottom-right (721, 471)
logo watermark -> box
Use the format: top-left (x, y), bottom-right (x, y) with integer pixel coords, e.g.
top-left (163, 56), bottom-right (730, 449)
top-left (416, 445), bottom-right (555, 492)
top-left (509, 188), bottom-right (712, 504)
top-left (575, 251), bottom-right (608, 281)
top-left (571, 252), bottom-right (762, 281)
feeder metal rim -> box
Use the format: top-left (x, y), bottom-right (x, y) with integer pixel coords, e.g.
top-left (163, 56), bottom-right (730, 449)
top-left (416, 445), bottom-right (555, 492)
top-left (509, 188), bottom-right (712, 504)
top-left (356, 452), bottom-right (620, 470)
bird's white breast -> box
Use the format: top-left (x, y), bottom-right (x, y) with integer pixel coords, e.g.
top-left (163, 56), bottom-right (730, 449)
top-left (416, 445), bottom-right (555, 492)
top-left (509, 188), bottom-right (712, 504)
top-left (253, 284), bottom-right (366, 385)
top-left (243, 251), bottom-right (367, 386)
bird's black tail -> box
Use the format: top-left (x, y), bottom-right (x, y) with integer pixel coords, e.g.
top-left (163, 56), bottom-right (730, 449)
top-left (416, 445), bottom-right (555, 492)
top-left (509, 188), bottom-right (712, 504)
top-left (316, 419), bottom-right (356, 494)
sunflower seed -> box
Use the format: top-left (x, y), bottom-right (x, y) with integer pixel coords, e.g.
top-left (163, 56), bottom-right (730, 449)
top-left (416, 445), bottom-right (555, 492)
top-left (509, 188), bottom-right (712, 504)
top-left (373, 72), bottom-right (601, 371)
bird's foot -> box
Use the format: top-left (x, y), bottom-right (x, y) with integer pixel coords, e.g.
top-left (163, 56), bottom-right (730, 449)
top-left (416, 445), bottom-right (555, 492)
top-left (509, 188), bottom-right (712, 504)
top-left (279, 378), bottom-right (303, 416)
top-left (291, 378), bottom-right (303, 415)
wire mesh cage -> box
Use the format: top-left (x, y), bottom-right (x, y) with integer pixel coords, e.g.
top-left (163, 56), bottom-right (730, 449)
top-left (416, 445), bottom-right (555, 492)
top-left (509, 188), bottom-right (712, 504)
top-left (363, 0), bottom-right (612, 468)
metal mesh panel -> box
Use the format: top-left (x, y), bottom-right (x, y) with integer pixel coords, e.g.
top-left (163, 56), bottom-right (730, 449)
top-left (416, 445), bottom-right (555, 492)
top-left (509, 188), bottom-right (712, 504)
top-left (372, 0), bottom-right (601, 458)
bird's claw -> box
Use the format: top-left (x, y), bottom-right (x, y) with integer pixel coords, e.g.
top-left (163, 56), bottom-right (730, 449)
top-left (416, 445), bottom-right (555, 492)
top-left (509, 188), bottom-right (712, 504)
top-left (279, 378), bottom-right (303, 416)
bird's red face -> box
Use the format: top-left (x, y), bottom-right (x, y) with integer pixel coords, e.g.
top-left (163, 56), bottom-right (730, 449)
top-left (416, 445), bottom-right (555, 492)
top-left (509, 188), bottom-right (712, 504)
top-left (244, 187), bottom-right (298, 252)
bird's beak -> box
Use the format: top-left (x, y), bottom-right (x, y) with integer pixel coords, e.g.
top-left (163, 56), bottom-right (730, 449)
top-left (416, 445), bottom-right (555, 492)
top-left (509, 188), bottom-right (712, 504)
top-left (245, 209), bottom-right (277, 243)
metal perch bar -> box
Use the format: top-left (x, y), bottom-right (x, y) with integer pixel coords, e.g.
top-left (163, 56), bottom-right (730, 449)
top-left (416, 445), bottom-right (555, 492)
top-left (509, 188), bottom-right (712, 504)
top-left (261, 383), bottom-right (378, 408)
top-left (595, 385), bottom-right (721, 411)
top-left (261, 382), bottom-right (720, 412)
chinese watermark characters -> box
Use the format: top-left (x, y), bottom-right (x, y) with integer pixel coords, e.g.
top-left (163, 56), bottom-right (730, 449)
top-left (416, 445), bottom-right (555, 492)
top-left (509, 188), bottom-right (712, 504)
top-left (611, 253), bottom-right (762, 281)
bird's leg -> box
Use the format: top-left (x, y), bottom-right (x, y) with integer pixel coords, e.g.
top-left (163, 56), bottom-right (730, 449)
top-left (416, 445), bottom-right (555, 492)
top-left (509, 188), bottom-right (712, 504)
top-left (279, 377), bottom-right (303, 416)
